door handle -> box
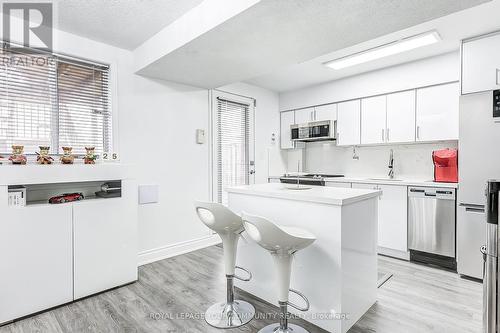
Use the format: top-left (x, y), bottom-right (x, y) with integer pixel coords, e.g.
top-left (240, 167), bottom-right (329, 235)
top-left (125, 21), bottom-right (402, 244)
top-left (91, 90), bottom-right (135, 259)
top-left (496, 68), bottom-right (500, 86)
top-left (465, 207), bottom-right (485, 213)
top-left (386, 128), bottom-right (390, 141)
top-left (416, 126), bottom-right (420, 140)
top-left (381, 129), bottom-right (385, 142)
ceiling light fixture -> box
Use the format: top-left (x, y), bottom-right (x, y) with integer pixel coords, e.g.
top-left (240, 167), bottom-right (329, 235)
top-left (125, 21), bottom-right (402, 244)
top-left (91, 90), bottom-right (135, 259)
top-left (324, 31), bottom-right (441, 70)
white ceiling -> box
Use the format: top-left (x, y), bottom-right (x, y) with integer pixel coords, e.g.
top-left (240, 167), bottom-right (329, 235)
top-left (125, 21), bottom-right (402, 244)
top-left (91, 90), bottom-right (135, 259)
top-left (136, 0), bottom-right (490, 89)
top-left (246, 0), bottom-right (500, 92)
top-left (55, 0), bottom-right (204, 50)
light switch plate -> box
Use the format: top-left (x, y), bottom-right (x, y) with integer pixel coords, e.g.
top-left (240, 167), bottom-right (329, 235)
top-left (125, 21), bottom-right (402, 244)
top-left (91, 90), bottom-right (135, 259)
top-left (139, 185), bottom-right (159, 204)
top-left (196, 129), bottom-right (205, 144)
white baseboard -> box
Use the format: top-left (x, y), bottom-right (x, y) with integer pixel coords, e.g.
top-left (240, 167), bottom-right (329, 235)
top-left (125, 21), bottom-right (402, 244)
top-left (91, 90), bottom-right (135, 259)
top-left (378, 246), bottom-right (410, 260)
top-left (138, 234), bottom-right (222, 266)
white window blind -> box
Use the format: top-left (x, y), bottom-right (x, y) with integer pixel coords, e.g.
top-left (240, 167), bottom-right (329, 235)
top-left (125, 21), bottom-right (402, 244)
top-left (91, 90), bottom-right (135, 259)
top-left (0, 43), bottom-right (111, 155)
top-left (216, 97), bottom-right (250, 204)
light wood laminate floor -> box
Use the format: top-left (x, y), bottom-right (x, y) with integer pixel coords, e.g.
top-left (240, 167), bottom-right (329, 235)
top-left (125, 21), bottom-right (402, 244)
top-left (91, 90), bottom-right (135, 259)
top-left (0, 246), bottom-right (482, 333)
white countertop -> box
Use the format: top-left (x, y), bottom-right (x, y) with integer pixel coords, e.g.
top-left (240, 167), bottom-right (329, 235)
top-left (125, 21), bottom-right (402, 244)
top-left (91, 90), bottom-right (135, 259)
top-left (226, 183), bottom-right (381, 206)
top-left (0, 163), bottom-right (134, 185)
top-left (268, 175), bottom-right (458, 188)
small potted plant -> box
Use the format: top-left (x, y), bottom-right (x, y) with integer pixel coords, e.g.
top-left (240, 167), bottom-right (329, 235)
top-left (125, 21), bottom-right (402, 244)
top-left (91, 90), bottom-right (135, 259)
top-left (60, 147), bottom-right (75, 164)
top-left (83, 147), bottom-right (97, 164)
top-left (36, 146), bottom-right (54, 165)
top-left (9, 145), bottom-right (27, 165)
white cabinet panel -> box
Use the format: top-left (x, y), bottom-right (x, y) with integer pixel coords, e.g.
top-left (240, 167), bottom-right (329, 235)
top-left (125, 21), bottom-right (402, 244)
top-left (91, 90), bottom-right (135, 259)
top-left (280, 111), bottom-right (295, 149)
top-left (0, 205), bottom-right (73, 324)
top-left (457, 206), bottom-right (486, 279)
top-left (462, 33), bottom-right (500, 94)
top-left (314, 104), bottom-right (337, 121)
top-left (386, 90), bottom-right (416, 143)
top-left (73, 184), bottom-right (137, 299)
top-left (361, 95), bottom-right (386, 144)
top-left (352, 183), bottom-right (407, 253)
top-left (416, 82), bottom-right (459, 142)
top-left (295, 107), bottom-right (315, 124)
top-left (337, 100), bottom-right (361, 146)
top-left (325, 182), bottom-right (351, 188)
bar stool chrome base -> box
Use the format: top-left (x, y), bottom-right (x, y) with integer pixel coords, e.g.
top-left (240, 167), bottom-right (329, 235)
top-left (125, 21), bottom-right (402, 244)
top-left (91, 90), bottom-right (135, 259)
top-left (258, 323), bottom-right (309, 333)
top-left (205, 300), bottom-right (255, 328)
top-left (205, 275), bottom-right (255, 328)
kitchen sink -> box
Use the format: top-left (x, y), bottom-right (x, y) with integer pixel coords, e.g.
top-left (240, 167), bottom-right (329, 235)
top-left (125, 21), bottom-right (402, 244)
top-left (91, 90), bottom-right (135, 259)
top-left (367, 178), bottom-right (403, 181)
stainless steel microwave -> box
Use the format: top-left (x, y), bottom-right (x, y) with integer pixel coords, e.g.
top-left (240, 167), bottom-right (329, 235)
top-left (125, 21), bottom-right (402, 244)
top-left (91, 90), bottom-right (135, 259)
top-left (291, 120), bottom-right (336, 142)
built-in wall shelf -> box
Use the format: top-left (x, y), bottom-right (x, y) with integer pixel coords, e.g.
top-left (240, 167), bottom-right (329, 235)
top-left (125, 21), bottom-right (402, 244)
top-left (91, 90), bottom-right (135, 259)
top-left (7, 180), bottom-right (122, 207)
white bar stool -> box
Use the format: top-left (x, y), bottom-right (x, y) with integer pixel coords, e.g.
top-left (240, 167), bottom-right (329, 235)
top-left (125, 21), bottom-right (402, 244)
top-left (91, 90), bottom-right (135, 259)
top-left (242, 212), bottom-right (316, 333)
top-left (194, 201), bottom-right (255, 329)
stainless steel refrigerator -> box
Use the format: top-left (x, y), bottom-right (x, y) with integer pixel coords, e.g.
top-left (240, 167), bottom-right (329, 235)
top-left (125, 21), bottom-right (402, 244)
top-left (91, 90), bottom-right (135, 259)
top-left (458, 90), bottom-right (500, 279)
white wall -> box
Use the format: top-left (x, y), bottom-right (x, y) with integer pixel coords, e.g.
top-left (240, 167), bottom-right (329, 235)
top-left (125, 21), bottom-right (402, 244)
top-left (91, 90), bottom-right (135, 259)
top-left (279, 51), bottom-right (459, 111)
top-left (217, 82), bottom-right (286, 182)
top-left (123, 78), bottom-right (213, 258)
top-left (304, 141), bottom-right (458, 180)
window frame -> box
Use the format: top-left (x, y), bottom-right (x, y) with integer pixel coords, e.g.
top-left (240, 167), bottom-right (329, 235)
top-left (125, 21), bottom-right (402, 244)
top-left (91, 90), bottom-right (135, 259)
top-left (0, 42), bottom-right (113, 156)
top-left (210, 89), bottom-right (255, 204)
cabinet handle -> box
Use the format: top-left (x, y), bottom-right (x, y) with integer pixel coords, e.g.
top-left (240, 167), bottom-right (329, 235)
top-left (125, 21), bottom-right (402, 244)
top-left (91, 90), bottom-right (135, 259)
top-left (497, 68), bottom-right (500, 86)
top-left (381, 129), bottom-right (385, 142)
top-left (416, 126), bottom-right (420, 140)
top-left (386, 128), bottom-right (390, 141)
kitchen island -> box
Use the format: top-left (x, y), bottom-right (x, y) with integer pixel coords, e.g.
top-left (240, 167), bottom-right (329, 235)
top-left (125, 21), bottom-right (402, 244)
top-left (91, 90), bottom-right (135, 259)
top-left (227, 183), bottom-right (381, 333)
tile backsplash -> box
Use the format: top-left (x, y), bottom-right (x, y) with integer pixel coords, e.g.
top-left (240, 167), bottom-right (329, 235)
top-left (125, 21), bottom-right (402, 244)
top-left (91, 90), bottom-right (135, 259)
top-left (290, 141), bottom-right (458, 180)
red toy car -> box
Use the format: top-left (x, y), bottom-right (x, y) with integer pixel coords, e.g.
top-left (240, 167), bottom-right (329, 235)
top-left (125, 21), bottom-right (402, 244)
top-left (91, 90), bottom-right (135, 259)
top-left (49, 193), bottom-right (84, 204)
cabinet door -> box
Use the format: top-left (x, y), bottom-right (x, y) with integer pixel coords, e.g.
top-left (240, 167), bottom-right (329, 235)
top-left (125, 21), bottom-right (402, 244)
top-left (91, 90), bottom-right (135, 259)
top-left (462, 33), bottom-right (500, 94)
top-left (361, 95), bottom-right (386, 144)
top-left (352, 183), bottom-right (407, 252)
top-left (325, 182), bottom-right (351, 188)
top-left (386, 90), bottom-right (416, 143)
top-left (457, 206), bottom-right (486, 279)
top-left (314, 104), bottom-right (337, 121)
top-left (295, 107), bottom-right (315, 124)
top-left (0, 205), bottom-right (73, 323)
top-left (73, 183), bottom-right (137, 299)
top-left (337, 100), bottom-right (361, 146)
top-left (280, 111), bottom-right (295, 149)
top-left (416, 82), bottom-right (459, 141)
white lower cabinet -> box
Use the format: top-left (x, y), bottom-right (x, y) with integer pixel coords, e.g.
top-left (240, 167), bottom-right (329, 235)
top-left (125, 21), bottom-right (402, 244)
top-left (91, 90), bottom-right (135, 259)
top-left (0, 181), bottom-right (137, 323)
top-left (0, 205), bottom-right (73, 324)
top-left (352, 183), bottom-right (408, 257)
top-left (325, 182), bottom-right (351, 188)
top-left (73, 194), bottom-right (137, 299)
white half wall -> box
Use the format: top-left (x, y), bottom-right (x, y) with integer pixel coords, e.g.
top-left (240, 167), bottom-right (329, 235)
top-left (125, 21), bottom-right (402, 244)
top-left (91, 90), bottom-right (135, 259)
top-left (279, 51), bottom-right (460, 111)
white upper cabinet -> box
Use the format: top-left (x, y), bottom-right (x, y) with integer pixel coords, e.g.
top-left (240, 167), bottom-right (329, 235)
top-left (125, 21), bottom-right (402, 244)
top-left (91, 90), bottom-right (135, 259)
top-left (314, 104), bottom-right (337, 121)
top-left (337, 99), bottom-right (361, 146)
top-left (386, 90), bottom-right (416, 143)
top-left (462, 33), bottom-right (500, 94)
top-left (361, 95), bottom-right (386, 144)
top-left (416, 82), bottom-right (459, 142)
top-left (295, 107), bottom-right (315, 124)
top-left (280, 111), bottom-right (295, 149)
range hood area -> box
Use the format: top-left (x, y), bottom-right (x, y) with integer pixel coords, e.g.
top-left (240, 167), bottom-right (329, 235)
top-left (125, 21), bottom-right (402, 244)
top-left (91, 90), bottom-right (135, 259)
top-left (291, 120), bottom-right (337, 142)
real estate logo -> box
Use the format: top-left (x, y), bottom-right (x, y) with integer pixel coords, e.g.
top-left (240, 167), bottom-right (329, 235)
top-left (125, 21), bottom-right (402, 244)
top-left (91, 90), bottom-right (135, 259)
top-left (2, 2), bottom-right (53, 51)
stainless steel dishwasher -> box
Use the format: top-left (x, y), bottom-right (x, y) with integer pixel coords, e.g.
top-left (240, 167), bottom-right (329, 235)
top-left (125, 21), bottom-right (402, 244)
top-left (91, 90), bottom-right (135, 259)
top-left (408, 186), bottom-right (456, 270)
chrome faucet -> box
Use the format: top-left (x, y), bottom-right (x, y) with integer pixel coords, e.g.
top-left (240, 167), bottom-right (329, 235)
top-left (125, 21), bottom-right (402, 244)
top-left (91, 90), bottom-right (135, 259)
top-left (388, 149), bottom-right (394, 179)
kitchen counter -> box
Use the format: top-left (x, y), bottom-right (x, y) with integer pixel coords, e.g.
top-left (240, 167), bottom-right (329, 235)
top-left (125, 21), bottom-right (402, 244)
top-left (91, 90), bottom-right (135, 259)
top-left (226, 183), bottom-right (381, 205)
top-left (227, 183), bottom-right (379, 333)
top-left (268, 175), bottom-right (458, 188)
top-left (324, 176), bottom-right (458, 188)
